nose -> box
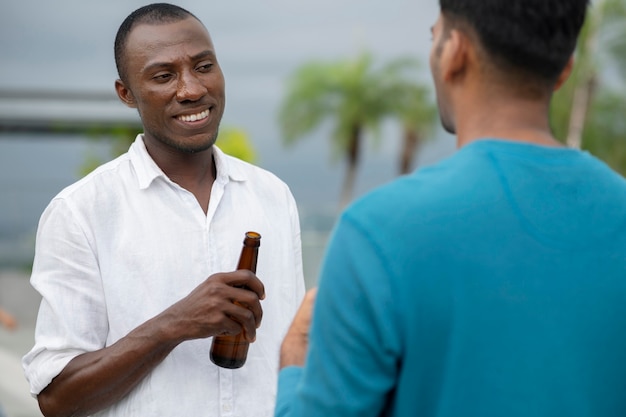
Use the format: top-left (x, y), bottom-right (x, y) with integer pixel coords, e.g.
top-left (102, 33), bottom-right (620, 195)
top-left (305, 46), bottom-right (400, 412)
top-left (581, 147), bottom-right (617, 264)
top-left (176, 71), bottom-right (207, 102)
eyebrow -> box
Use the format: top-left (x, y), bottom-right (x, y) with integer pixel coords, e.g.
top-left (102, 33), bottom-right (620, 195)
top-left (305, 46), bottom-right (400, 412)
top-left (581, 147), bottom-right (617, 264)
top-left (142, 49), bottom-right (217, 73)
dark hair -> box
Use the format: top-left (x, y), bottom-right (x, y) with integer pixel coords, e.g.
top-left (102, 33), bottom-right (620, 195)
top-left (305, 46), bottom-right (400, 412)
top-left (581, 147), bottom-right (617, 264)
top-left (114, 3), bottom-right (200, 83)
top-left (440, 0), bottom-right (589, 84)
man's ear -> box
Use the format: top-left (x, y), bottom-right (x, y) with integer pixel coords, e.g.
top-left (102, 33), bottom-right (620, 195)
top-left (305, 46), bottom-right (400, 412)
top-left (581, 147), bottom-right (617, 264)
top-left (441, 29), bottom-right (470, 83)
top-left (115, 79), bottom-right (137, 109)
top-left (554, 55), bottom-right (574, 91)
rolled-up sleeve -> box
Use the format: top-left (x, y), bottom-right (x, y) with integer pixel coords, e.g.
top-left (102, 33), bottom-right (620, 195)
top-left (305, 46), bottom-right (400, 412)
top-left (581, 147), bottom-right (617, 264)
top-left (22, 198), bottom-right (107, 395)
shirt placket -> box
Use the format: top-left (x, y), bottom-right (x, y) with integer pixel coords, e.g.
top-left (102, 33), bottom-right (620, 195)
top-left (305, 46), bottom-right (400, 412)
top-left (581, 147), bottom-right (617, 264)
top-left (207, 175), bottom-right (236, 416)
top-left (219, 369), bottom-right (235, 416)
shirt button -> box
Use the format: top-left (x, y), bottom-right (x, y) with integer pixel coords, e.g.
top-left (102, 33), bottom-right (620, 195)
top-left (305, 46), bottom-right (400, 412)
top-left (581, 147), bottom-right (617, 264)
top-left (222, 403), bottom-right (232, 412)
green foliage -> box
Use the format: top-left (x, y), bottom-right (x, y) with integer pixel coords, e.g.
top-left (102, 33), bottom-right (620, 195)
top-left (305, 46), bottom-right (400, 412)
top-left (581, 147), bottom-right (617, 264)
top-left (279, 52), bottom-right (433, 160)
top-left (550, 65), bottom-right (580, 143)
top-left (581, 89), bottom-right (626, 176)
top-left (79, 123), bottom-right (142, 176)
top-left (550, 0), bottom-right (626, 174)
top-left (279, 51), bottom-right (437, 204)
top-left (395, 83), bottom-right (437, 135)
top-left (216, 127), bottom-right (257, 163)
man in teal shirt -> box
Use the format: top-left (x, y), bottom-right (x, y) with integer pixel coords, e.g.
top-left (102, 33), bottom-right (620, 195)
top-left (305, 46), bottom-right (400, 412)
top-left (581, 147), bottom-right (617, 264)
top-left (275, 0), bottom-right (626, 416)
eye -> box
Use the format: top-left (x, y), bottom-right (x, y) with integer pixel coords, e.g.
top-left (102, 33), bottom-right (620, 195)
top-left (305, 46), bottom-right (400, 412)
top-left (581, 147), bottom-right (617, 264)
top-left (196, 62), bottom-right (213, 72)
top-left (152, 72), bottom-right (173, 83)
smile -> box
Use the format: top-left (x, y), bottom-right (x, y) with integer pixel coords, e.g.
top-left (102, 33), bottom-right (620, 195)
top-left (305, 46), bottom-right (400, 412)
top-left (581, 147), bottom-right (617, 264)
top-left (177, 109), bottom-right (210, 122)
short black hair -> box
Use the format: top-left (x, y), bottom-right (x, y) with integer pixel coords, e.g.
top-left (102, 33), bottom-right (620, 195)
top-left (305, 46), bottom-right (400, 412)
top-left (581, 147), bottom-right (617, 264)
top-left (114, 3), bottom-right (200, 83)
top-left (440, 0), bottom-right (589, 85)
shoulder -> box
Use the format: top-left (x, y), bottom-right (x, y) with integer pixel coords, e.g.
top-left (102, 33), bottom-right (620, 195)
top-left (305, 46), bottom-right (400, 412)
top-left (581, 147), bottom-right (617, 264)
top-left (333, 144), bottom-right (506, 257)
top-left (55, 153), bottom-right (132, 199)
top-left (347, 146), bottom-right (489, 221)
top-left (43, 153), bottom-right (133, 222)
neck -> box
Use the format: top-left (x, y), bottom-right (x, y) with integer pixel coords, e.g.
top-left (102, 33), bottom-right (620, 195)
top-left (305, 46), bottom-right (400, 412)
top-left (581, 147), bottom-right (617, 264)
top-left (162, 151), bottom-right (216, 190)
top-left (143, 137), bottom-right (216, 214)
top-left (454, 90), bottom-right (562, 149)
top-left (148, 146), bottom-right (216, 186)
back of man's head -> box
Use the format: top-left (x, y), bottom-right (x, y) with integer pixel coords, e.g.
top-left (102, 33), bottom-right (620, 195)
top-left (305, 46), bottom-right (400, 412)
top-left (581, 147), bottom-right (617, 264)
top-left (440, 0), bottom-right (589, 87)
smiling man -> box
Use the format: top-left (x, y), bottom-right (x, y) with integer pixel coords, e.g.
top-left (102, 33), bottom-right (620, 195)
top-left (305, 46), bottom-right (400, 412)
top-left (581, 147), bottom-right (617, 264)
top-left (22, 4), bottom-right (305, 417)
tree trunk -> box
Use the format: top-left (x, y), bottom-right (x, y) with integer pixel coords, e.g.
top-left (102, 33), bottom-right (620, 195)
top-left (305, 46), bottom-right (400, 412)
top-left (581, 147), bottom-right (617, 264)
top-left (339, 124), bottom-right (362, 209)
top-left (566, 0), bottom-right (605, 149)
top-left (399, 127), bottom-right (420, 175)
top-left (566, 76), bottom-right (597, 149)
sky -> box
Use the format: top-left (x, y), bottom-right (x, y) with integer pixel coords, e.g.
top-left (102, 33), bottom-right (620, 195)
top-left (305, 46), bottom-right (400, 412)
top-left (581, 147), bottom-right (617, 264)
top-left (0, 0), bottom-right (453, 206)
top-left (0, 0), bottom-right (439, 93)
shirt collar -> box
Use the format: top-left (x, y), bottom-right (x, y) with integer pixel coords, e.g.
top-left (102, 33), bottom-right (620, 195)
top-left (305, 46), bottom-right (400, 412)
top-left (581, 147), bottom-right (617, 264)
top-left (212, 143), bottom-right (247, 184)
top-left (129, 134), bottom-right (247, 190)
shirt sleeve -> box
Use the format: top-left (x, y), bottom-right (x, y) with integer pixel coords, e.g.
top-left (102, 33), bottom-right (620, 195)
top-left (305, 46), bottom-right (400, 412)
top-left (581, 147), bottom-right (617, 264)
top-left (22, 198), bottom-right (108, 396)
top-left (275, 366), bottom-right (305, 416)
top-left (287, 188), bottom-right (306, 304)
top-left (275, 212), bottom-right (402, 417)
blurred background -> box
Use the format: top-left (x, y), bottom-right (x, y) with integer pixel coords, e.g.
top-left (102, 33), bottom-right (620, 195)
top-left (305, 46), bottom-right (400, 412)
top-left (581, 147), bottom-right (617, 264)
top-left (0, 1), bottom-right (624, 416)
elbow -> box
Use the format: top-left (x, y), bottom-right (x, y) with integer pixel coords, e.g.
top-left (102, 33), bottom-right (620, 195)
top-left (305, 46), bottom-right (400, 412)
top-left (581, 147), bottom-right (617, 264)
top-left (37, 391), bottom-right (62, 417)
top-left (37, 389), bottom-right (78, 417)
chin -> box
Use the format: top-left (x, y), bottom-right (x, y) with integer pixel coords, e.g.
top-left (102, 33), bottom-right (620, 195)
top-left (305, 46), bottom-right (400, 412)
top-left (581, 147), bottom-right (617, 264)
top-left (179, 144), bottom-right (212, 154)
top-left (147, 128), bottom-right (219, 155)
top-left (441, 118), bottom-right (456, 135)
top-left (170, 131), bottom-right (218, 154)
top-left (178, 139), bottom-right (216, 154)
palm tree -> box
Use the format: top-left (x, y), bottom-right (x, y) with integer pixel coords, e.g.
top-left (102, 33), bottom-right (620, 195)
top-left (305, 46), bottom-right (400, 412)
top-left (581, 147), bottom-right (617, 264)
top-left (390, 83), bottom-right (437, 175)
top-left (279, 52), bottom-right (431, 207)
top-left (552, 0), bottom-right (626, 149)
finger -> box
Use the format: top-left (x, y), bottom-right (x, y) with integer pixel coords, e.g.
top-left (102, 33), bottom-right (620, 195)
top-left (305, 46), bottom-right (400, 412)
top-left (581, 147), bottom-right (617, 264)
top-left (231, 286), bottom-right (264, 329)
top-left (222, 301), bottom-right (258, 342)
top-left (216, 315), bottom-right (244, 337)
top-left (216, 270), bottom-right (265, 300)
top-left (241, 315), bottom-right (257, 343)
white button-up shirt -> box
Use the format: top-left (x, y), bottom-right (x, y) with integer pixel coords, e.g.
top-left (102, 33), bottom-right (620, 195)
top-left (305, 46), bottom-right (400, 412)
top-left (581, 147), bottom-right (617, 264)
top-left (23, 135), bottom-right (305, 417)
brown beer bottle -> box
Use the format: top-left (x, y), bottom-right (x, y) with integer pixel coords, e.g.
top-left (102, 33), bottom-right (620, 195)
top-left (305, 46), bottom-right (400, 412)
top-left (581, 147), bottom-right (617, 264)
top-left (209, 231), bottom-right (261, 369)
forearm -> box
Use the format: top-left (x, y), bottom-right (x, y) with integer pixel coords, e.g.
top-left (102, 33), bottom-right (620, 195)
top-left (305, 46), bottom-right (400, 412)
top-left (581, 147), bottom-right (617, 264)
top-left (279, 288), bottom-right (317, 369)
top-left (32, 268), bottom-right (265, 417)
top-left (279, 335), bottom-right (308, 369)
top-left (37, 313), bottom-right (182, 417)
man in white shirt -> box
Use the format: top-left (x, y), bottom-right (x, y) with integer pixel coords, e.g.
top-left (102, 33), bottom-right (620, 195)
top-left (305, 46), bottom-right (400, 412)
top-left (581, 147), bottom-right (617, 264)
top-left (22, 3), bottom-right (305, 416)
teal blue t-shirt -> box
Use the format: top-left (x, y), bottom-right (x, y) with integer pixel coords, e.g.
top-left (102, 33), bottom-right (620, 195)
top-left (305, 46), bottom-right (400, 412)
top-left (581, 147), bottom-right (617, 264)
top-left (276, 140), bottom-right (626, 417)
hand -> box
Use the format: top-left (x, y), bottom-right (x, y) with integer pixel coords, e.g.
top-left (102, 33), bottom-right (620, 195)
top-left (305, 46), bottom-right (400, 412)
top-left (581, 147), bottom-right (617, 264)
top-left (280, 288), bottom-right (317, 368)
top-left (33, 272), bottom-right (264, 417)
top-left (162, 270), bottom-right (265, 343)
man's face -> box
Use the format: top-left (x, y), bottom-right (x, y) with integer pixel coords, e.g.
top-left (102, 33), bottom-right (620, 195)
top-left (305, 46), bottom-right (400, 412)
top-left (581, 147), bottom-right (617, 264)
top-left (429, 14), bottom-right (456, 134)
top-left (120, 17), bottom-right (226, 153)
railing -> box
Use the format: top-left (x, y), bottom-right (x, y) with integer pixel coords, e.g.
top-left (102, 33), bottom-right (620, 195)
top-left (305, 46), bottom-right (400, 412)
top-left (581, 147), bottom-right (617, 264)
top-left (0, 89), bottom-right (140, 132)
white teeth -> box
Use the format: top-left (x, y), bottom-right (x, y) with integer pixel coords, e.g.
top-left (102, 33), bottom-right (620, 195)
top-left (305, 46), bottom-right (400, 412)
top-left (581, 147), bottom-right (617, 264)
top-left (178, 109), bottom-right (209, 122)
